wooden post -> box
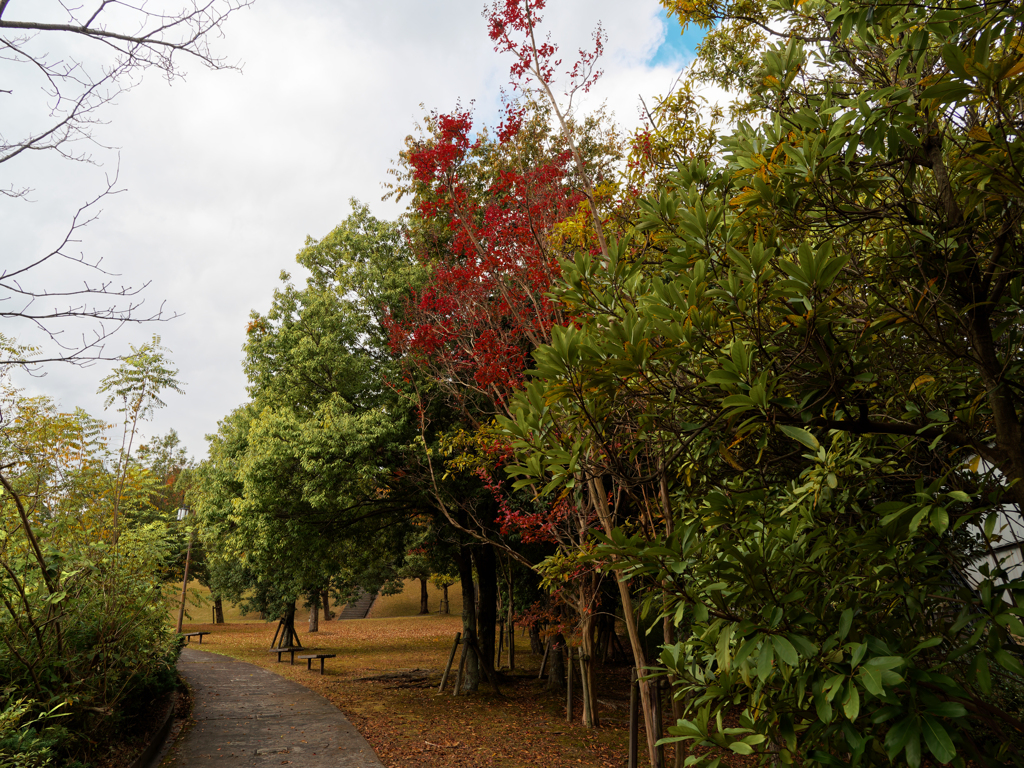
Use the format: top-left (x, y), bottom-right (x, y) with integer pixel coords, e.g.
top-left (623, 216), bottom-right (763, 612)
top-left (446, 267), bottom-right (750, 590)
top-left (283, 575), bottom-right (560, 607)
top-left (566, 647), bottom-right (574, 722)
top-left (496, 619), bottom-right (505, 669)
top-left (628, 668), bottom-right (639, 768)
top-left (453, 637), bottom-right (468, 695)
top-left (438, 632), bottom-right (461, 693)
top-left (508, 616), bottom-right (515, 672)
top-left (175, 532), bottom-right (193, 634)
top-left (538, 640), bottom-right (550, 680)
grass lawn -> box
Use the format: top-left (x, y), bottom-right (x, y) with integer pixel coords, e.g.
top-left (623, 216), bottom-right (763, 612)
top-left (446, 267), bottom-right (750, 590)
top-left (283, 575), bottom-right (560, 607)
top-left (172, 579), bottom-right (464, 624)
top-left (176, 581), bottom-right (638, 768)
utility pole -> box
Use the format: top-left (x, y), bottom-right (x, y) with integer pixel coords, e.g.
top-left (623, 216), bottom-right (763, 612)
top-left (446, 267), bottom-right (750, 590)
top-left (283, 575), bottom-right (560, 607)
top-left (175, 507), bottom-right (193, 634)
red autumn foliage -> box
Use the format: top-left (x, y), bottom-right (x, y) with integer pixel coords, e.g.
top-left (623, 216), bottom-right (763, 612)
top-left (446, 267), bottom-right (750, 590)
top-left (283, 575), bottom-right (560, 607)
top-left (386, 105), bottom-right (583, 408)
top-left (484, 0), bottom-right (604, 97)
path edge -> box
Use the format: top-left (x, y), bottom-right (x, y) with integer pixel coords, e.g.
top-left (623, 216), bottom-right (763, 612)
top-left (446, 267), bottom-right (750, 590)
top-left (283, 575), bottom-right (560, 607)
top-left (128, 690), bottom-right (175, 768)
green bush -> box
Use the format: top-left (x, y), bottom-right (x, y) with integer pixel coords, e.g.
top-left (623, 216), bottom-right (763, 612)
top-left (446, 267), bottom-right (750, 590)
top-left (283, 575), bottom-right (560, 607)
top-left (0, 521), bottom-right (180, 764)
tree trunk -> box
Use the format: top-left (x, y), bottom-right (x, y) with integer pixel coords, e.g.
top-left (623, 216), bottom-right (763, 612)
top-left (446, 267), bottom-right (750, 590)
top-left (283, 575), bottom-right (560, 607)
top-left (278, 601), bottom-right (300, 648)
top-left (660, 472), bottom-right (684, 768)
top-left (419, 577), bottom-right (429, 615)
top-left (308, 592), bottom-right (320, 633)
top-left (474, 545), bottom-right (498, 680)
top-left (591, 476), bottom-right (661, 767)
top-left (441, 584), bottom-right (450, 614)
top-left (575, 510), bottom-right (600, 727)
top-left (579, 604), bottom-right (599, 727)
top-left (548, 636), bottom-right (566, 691)
top-left (507, 577), bottom-right (516, 672)
top-left (546, 634), bottom-right (566, 691)
top-left (529, 623), bottom-right (544, 654)
top-left (213, 596), bottom-right (224, 624)
top-left (321, 589), bottom-right (332, 621)
top-left (456, 546), bottom-right (480, 692)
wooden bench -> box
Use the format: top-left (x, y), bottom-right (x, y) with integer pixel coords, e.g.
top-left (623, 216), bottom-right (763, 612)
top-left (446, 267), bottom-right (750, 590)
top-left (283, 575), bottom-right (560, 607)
top-left (182, 631), bottom-right (210, 644)
top-left (268, 646), bottom-right (303, 664)
top-left (297, 653), bottom-right (336, 675)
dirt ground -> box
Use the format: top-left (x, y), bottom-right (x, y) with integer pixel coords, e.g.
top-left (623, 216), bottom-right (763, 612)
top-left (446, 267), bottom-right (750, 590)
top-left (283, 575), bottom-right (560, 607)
top-left (167, 582), bottom-right (749, 768)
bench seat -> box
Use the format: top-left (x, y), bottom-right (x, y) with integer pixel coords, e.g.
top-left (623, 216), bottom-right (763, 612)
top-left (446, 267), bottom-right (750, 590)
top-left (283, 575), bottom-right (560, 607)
top-left (297, 653), bottom-right (337, 674)
top-left (268, 646), bottom-right (303, 664)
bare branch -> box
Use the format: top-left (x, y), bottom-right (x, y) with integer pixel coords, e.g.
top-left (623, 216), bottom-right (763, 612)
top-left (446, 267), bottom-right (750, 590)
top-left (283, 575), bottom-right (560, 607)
top-left (1, 1), bottom-right (244, 364)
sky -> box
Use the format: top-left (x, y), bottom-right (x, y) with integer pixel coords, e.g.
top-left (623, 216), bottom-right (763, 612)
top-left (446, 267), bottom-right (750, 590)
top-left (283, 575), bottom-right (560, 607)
top-left (2, 0), bottom-right (706, 461)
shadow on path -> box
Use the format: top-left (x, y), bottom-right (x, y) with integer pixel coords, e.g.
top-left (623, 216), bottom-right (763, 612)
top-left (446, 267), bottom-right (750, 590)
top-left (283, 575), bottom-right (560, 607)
top-left (166, 647), bottom-right (384, 767)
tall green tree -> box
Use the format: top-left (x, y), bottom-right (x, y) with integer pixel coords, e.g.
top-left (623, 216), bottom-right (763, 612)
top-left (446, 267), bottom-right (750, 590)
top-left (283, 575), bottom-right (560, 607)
top-left (503, 0), bottom-right (1024, 764)
top-left (192, 203), bottom-right (431, 643)
top-left (98, 335), bottom-right (185, 539)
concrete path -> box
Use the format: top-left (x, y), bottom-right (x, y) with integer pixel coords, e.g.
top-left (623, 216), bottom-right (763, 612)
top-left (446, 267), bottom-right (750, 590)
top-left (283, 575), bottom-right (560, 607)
top-left (167, 647), bottom-right (384, 767)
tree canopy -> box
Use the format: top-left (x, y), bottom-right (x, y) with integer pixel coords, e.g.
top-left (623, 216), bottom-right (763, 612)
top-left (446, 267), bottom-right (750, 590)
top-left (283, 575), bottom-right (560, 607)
top-left (189, 1), bottom-right (1024, 765)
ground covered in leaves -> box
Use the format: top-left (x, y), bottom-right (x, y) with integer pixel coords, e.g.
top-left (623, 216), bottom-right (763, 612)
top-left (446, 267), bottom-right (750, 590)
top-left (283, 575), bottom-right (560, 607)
top-left (177, 613), bottom-right (637, 767)
top-left (170, 584), bottom-right (750, 768)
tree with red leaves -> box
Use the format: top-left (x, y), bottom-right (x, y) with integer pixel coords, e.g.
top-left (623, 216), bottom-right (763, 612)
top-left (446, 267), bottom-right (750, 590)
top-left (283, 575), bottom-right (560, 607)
top-left (481, 1), bottom-right (670, 753)
top-left (384, 97), bottom-right (623, 701)
top-left (387, 102), bottom-right (595, 415)
top-left (485, 0), bottom-right (612, 264)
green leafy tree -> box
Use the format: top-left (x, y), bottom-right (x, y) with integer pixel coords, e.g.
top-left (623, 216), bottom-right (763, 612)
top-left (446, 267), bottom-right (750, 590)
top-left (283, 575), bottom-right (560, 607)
top-left (0, 380), bottom-right (177, 764)
top-left (98, 335), bottom-right (185, 538)
top-left (502, 0), bottom-right (1024, 764)
top-left (192, 204), bottom-right (430, 645)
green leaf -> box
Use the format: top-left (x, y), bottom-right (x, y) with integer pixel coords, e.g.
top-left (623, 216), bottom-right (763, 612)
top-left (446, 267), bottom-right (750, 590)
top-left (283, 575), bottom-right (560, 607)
top-left (772, 635), bottom-right (799, 666)
top-left (838, 608), bottom-right (853, 640)
top-left (930, 507), bottom-right (949, 534)
top-left (757, 641), bottom-right (775, 682)
top-left (863, 655), bottom-right (903, 670)
top-left (925, 701), bottom-right (966, 718)
top-left (885, 717), bottom-right (918, 762)
top-left (842, 682), bottom-right (861, 720)
top-left (919, 78), bottom-right (973, 104)
top-left (858, 665), bottom-right (884, 696)
top-left (814, 690), bottom-right (833, 723)
top-left (974, 653), bottom-right (992, 694)
top-left (778, 424), bottom-right (819, 450)
top-left (849, 642), bottom-right (867, 668)
top-left (921, 715), bottom-right (956, 764)
top-left (994, 649), bottom-right (1024, 677)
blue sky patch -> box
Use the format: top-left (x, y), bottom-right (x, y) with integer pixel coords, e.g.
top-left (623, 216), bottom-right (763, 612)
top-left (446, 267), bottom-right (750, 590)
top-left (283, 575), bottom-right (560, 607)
top-left (650, 11), bottom-right (706, 67)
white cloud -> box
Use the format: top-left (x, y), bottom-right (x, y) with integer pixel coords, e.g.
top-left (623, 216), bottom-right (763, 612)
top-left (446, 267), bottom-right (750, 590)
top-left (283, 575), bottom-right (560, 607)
top-left (4, 0), bottom-right (695, 459)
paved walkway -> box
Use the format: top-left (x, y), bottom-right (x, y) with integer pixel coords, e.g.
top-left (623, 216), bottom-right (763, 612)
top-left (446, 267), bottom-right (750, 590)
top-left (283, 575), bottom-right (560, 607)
top-left (167, 647), bottom-right (384, 767)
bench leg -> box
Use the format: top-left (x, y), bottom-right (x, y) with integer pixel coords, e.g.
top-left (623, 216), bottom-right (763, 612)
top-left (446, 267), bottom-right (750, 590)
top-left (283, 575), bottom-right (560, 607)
top-left (290, 651), bottom-right (295, 665)
top-left (307, 658), bottom-right (312, 671)
top-left (320, 658), bottom-right (326, 675)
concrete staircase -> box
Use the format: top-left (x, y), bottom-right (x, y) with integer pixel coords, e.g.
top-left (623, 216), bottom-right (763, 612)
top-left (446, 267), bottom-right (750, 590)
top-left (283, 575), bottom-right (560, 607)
top-left (337, 589), bottom-right (376, 620)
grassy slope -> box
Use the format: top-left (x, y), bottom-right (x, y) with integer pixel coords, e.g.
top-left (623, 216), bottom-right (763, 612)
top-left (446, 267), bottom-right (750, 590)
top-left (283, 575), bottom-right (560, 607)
top-left (172, 579), bottom-right (464, 624)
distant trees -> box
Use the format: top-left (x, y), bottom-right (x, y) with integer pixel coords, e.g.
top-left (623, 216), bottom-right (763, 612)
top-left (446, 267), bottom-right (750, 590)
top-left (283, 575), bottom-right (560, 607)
top-left (190, 204), bottom-right (433, 644)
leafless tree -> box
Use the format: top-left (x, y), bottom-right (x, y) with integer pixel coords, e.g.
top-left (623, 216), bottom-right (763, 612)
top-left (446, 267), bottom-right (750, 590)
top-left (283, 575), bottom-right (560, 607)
top-left (1, 0), bottom-right (253, 365)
